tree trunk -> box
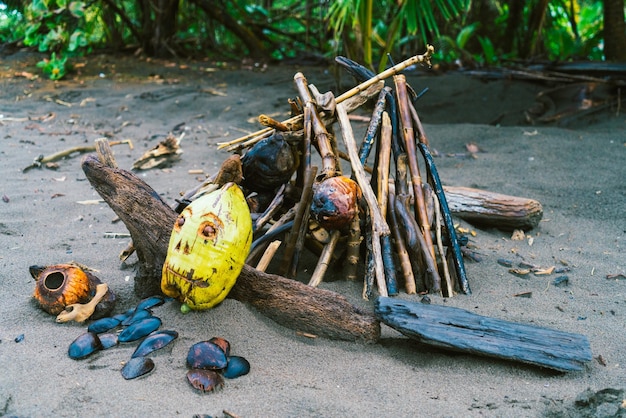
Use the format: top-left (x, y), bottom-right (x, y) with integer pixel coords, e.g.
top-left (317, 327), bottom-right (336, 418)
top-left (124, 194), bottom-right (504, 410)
top-left (603, 0), bottom-right (626, 61)
top-left (151, 0), bottom-right (179, 57)
top-left (192, 0), bottom-right (269, 60)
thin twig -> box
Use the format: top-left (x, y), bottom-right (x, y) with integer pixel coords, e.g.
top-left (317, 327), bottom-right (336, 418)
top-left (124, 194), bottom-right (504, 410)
top-left (256, 240), bottom-right (282, 272)
top-left (308, 230), bottom-right (341, 287)
top-left (23, 139), bottom-right (133, 172)
top-left (432, 192), bottom-right (454, 297)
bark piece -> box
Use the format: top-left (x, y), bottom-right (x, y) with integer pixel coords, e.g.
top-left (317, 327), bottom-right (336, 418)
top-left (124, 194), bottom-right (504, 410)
top-left (375, 297), bottom-right (591, 372)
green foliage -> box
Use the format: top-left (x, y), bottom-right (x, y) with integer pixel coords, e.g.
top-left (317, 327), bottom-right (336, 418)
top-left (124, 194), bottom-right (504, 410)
top-left (0, 0), bottom-right (617, 72)
top-left (0, 5), bottom-right (25, 43)
top-left (36, 51), bottom-right (68, 79)
top-left (328, 0), bottom-right (466, 71)
top-left (21, 0), bottom-right (101, 79)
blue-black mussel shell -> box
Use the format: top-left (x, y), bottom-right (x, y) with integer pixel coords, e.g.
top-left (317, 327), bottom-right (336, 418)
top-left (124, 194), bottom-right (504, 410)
top-left (121, 308), bottom-right (153, 326)
top-left (223, 356), bottom-right (250, 379)
top-left (186, 369), bottom-right (224, 393)
top-left (87, 317), bottom-right (121, 334)
top-left (68, 332), bottom-right (103, 359)
top-left (186, 341), bottom-right (227, 370)
top-left (118, 317), bottom-right (161, 343)
top-left (98, 333), bottom-right (119, 349)
top-left (131, 330), bottom-right (178, 358)
top-left (121, 356), bottom-right (155, 380)
top-left (135, 295), bottom-right (165, 312)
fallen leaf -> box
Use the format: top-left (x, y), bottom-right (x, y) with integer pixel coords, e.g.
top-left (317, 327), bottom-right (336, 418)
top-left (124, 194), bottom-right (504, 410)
top-left (511, 229), bottom-right (525, 240)
top-left (534, 266), bottom-right (555, 275)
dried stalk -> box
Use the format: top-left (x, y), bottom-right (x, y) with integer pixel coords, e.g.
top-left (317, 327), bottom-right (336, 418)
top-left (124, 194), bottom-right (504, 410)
top-left (395, 154), bottom-right (441, 293)
top-left (377, 112), bottom-right (392, 218)
top-left (334, 45), bottom-right (434, 104)
top-left (387, 186), bottom-right (416, 294)
top-left (345, 211), bottom-right (361, 281)
top-left (258, 114), bottom-right (289, 131)
top-left (358, 88), bottom-right (389, 164)
top-left (279, 165), bottom-right (317, 277)
top-left (432, 192), bottom-right (454, 297)
top-left (394, 74), bottom-right (436, 262)
top-left (23, 139), bottom-right (133, 172)
top-left (246, 206), bottom-right (296, 263)
top-left (294, 73), bottom-right (337, 179)
top-left (254, 184), bottom-right (286, 231)
top-left (308, 230), bottom-right (342, 287)
top-left (362, 221), bottom-right (375, 299)
top-left (336, 102), bottom-right (389, 297)
top-left (256, 240), bottom-right (282, 272)
top-left (408, 98), bottom-right (429, 146)
top-left (417, 142), bottom-right (470, 294)
top-left (377, 111), bottom-right (398, 295)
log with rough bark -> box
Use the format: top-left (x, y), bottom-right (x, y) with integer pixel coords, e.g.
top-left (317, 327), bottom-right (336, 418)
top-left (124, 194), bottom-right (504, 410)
top-left (443, 186), bottom-right (543, 231)
top-left (81, 154), bottom-right (380, 343)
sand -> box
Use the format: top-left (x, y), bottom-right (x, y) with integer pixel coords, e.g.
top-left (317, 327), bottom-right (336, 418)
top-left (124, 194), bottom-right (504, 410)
top-left (1, 50), bottom-right (625, 417)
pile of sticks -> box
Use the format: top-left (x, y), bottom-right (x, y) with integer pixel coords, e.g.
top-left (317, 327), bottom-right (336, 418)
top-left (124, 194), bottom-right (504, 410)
top-left (210, 45), bottom-right (469, 298)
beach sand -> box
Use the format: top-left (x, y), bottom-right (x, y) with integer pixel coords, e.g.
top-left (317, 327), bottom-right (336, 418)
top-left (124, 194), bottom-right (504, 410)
top-left (1, 50), bottom-right (625, 417)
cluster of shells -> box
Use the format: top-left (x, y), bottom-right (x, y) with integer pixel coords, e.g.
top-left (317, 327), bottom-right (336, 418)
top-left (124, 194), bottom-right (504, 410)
top-left (66, 295), bottom-right (249, 390)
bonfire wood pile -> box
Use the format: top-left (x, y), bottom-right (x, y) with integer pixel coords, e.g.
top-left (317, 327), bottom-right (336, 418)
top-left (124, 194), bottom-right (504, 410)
top-left (208, 46), bottom-right (470, 299)
top-left (77, 56), bottom-right (598, 372)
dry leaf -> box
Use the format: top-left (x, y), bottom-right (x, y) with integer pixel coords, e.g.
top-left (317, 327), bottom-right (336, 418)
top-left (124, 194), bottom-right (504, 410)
top-left (132, 133), bottom-right (183, 170)
top-left (511, 229), bottom-right (525, 240)
top-left (534, 266), bottom-right (555, 275)
top-left (465, 142), bottom-right (482, 154)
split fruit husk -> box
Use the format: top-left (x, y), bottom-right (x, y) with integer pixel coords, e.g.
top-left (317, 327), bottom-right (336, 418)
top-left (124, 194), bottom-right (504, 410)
top-left (30, 263), bottom-right (116, 319)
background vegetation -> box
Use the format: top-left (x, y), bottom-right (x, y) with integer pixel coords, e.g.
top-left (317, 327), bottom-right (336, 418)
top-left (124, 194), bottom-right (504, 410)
top-left (1, 0), bottom-right (624, 79)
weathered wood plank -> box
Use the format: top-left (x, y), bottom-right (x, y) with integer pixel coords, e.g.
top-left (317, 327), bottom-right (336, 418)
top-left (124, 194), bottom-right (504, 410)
top-left (375, 297), bottom-right (592, 372)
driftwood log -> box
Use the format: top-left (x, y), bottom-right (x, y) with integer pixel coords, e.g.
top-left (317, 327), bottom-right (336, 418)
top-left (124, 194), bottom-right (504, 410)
top-left (376, 297), bottom-right (592, 372)
top-left (81, 155), bottom-right (381, 343)
top-left (443, 186), bottom-right (543, 231)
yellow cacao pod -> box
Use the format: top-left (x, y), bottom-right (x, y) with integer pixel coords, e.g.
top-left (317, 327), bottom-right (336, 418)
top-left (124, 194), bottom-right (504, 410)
top-left (161, 182), bottom-right (252, 310)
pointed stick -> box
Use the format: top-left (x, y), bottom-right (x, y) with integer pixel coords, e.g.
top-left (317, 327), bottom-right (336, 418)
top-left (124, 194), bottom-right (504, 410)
top-left (377, 111), bottom-right (398, 295)
top-left (336, 102), bottom-right (389, 297)
top-left (279, 165), bottom-right (317, 277)
top-left (308, 230), bottom-right (342, 287)
top-left (418, 142), bottom-right (470, 294)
